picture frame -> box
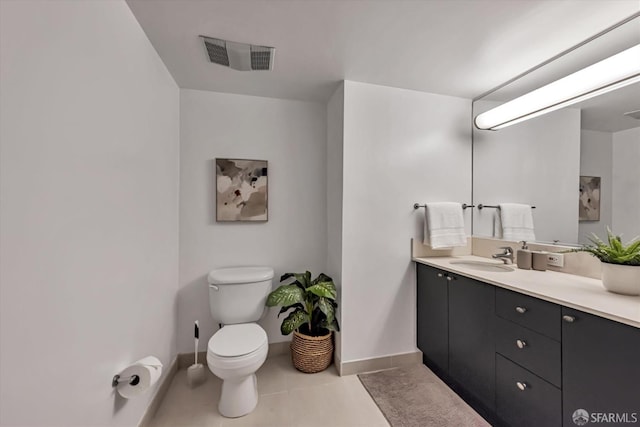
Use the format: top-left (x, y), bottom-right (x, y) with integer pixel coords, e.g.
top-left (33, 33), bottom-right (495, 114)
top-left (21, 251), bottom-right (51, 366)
top-left (215, 158), bottom-right (268, 222)
top-left (579, 175), bottom-right (601, 221)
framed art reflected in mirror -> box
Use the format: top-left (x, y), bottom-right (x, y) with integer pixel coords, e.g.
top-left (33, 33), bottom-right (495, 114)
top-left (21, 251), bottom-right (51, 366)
top-left (579, 176), bottom-right (601, 221)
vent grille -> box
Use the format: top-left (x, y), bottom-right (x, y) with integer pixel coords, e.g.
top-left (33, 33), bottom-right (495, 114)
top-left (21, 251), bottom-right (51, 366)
top-left (204, 39), bottom-right (229, 67)
top-left (250, 46), bottom-right (272, 70)
top-left (201, 36), bottom-right (274, 71)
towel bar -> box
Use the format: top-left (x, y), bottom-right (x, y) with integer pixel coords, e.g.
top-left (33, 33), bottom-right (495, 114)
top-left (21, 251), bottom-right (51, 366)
top-left (477, 204), bottom-right (536, 210)
top-left (413, 203), bottom-right (474, 210)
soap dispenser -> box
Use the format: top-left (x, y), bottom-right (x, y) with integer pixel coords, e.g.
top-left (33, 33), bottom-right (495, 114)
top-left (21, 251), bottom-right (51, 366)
top-left (517, 241), bottom-right (532, 270)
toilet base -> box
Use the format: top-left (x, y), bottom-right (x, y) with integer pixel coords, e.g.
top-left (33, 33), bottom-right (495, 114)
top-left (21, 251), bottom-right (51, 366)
top-left (218, 374), bottom-right (258, 418)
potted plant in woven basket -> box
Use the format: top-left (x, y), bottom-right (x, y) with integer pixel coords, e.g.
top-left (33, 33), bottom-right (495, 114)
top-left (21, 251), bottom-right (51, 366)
top-left (266, 271), bottom-right (339, 373)
top-left (569, 229), bottom-right (640, 296)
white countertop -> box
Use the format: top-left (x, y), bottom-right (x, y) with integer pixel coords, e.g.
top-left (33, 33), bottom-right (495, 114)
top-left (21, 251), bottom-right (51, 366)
top-left (413, 255), bottom-right (640, 329)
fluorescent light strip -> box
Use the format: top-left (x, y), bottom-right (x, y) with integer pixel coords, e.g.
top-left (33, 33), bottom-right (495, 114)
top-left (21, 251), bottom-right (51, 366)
top-left (475, 44), bottom-right (640, 130)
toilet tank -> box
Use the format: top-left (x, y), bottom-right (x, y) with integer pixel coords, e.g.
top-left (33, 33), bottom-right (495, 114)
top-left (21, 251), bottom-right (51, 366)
top-left (208, 266), bottom-right (274, 325)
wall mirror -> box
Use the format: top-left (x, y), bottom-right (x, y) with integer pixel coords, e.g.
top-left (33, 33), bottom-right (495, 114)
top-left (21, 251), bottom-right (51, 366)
top-left (472, 13), bottom-right (640, 246)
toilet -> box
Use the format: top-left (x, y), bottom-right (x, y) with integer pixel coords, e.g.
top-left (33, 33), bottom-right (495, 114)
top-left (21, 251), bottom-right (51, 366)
top-left (206, 266), bottom-right (273, 418)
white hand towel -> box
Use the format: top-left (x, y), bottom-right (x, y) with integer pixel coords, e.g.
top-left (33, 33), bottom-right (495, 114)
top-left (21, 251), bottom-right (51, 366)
top-left (499, 203), bottom-right (536, 241)
top-left (493, 211), bottom-right (503, 239)
top-left (423, 202), bottom-right (467, 249)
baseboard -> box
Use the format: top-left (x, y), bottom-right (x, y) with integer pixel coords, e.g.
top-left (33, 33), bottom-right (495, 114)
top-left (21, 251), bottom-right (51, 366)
top-left (267, 341), bottom-right (291, 357)
top-left (339, 350), bottom-right (422, 376)
top-left (138, 355), bottom-right (178, 427)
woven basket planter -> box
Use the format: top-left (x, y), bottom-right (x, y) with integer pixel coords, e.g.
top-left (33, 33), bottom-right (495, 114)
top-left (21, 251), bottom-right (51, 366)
top-left (290, 330), bottom-right (333, 373)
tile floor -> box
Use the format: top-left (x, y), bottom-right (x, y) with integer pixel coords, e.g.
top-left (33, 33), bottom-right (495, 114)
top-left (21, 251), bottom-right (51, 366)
top-left (150, 355), bottom-right (391, 427)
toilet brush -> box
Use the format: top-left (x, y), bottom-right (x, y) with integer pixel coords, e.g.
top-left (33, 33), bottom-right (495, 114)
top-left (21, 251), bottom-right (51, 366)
top-left (187, 320), bottom-right (206, 387)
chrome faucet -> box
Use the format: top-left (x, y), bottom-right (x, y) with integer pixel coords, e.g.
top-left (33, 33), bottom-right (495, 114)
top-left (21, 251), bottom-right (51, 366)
top-left (493, 246), bottom-right (514, 264)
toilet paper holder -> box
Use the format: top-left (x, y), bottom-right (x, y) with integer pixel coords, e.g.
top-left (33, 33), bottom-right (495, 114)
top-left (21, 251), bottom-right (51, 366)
top-left (112, 374), bottom-right (140, 387)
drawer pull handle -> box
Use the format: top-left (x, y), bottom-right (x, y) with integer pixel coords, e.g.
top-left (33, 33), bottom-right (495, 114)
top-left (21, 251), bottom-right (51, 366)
top-left (446, 276), bottom-right (453, 281)
top-left (437, 273), bottom-right (444, 278)
top-left (563, 315), bottom-right (576, 323)
top-left (515, 306), bottom-right (527, 314)
top-left (516, 381), bottom-right (528, 391)
top-left (516, 339), bottom-right (527, 349)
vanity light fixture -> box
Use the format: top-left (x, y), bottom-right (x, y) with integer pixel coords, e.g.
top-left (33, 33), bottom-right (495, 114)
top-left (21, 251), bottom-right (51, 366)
top-left (474, 44), bottom-right (640, 130)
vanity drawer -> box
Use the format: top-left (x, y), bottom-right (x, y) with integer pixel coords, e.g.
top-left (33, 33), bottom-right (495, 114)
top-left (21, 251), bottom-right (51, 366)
top-left (496, 317), bottom-right (561, 387)
top-left (496, 354), bottom-right (561, 427)
top-left (495, 288), bottom-right (560, 340)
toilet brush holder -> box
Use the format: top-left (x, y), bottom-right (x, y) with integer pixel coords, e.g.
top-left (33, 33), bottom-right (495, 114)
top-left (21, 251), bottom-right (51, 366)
top-left (187, 321), bottom-right (206, 387)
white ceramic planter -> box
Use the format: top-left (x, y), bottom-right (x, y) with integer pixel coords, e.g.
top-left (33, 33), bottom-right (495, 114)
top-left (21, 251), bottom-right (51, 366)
top-left (600, 262), bottom-right (640, 296)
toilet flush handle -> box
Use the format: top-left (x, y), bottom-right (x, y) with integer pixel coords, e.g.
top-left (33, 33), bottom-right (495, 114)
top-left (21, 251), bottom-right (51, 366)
top-left (209, 284), bottom-right (219, 291)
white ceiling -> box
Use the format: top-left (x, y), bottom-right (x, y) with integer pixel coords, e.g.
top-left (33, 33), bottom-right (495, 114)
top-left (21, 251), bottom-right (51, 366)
top-left (127, 0), bottom-right (639, 103)
top-left (578, 82), bottom-right (640, 133)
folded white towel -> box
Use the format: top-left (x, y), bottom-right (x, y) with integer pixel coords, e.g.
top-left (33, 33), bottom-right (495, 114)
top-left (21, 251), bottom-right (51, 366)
top-left (493, 212), bottom-right (503, 238)
top-left (499, 203), bottom-right (536, 241)
top-left (423, 202), bottom-right (467, 249)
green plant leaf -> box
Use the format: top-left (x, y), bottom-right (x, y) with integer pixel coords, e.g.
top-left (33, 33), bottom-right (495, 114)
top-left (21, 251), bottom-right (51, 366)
top-left (290, 272), bottom-right (312, 288)
top-left (320, 318), bottom-right (340, 332)
top-left (277, 303), bottom-right (303, 318)
top-left (266, 285), bottom-right (305, 307)
top-left (281, 308), bottom-right (309, 335)
top-left (317, 297), bottom-right (335, 324)
top-left (280, 273), bottom-right (295, 282)
top-left (311, 273), bottom-right (333, 285)
top-left (307, 281), bottom-right (337, 299)
top-left (280, 273), bottom-right (305, 290)
top-left (576, 229), bottom-right (640, 266)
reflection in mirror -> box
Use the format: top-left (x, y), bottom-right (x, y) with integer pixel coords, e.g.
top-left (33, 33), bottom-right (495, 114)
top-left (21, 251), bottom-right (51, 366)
top-left (472, 14), bottom-right (640, 246)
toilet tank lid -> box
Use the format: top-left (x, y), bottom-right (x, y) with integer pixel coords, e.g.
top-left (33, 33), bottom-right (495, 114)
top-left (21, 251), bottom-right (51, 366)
top-left (208, 266), bottom-right (274, 285)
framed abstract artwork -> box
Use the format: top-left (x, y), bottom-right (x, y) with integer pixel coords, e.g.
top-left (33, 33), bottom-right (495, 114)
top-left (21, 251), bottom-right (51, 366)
top-left (579, 175), bottom-right (601, 221)
top-left (216, 158), bottom-right (268, 222)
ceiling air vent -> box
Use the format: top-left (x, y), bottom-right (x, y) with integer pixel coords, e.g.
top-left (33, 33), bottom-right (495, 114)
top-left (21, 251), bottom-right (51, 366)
top-left (200, 36), bottom-right (275, 71)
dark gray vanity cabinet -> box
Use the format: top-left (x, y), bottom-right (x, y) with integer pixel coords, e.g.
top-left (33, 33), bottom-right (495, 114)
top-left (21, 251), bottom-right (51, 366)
top-left (416, 263), bottom-right (449, 375)
top-left (416, 261), bottom-right (640, 427)
top-left (417, 264), bottom-right (496, 417)
top-left (448, 275), bottom-right (496, 413)
top-left (562, 307), bottom-right (640, 426)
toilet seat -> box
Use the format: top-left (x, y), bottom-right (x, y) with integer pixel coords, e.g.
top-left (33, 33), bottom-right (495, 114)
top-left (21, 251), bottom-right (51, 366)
top-left (207, 324), bottom-right (269, 373)
top-left (208, 323), bottom-right (267, 358)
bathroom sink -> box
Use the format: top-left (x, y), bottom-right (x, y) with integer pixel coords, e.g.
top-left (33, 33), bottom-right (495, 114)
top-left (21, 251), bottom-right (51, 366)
top-left (449, 260), bottom-right (514, 273)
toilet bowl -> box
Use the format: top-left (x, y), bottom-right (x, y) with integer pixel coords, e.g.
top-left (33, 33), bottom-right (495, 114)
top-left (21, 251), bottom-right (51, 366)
top-left (207, 323), bottom-right (268, 417)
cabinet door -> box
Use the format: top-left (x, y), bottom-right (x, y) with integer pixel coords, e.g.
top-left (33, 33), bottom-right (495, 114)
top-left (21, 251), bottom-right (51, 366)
top-left (416, 264), bottom-right (449, 375)
top-left (449, 275), bottom-right (496, 412)
top-left (562, 307), bottom-right (640, 426)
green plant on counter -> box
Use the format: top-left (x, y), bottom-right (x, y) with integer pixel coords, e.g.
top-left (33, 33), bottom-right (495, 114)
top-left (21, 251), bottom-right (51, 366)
top-left (265, 271), bottom-right (340, 336)
top-left (570, 228), bottom-right (640, 266)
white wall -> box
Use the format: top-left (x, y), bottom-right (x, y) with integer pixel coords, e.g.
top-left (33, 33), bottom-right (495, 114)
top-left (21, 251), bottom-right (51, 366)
top-left (326, 83), bottom-right (344, 359)
top-left (179, 89), bottom-right (327, 352)
top-left (341, 81), bottom-right (471, 362)
top-left (0, 1), bottom-right (179, 426)
top-left (579, 130), bottom-right (613, 243)
top-left (473, 101), bottom-right (580, 244)
top-left (612, 127), bottom-right (640, 241)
